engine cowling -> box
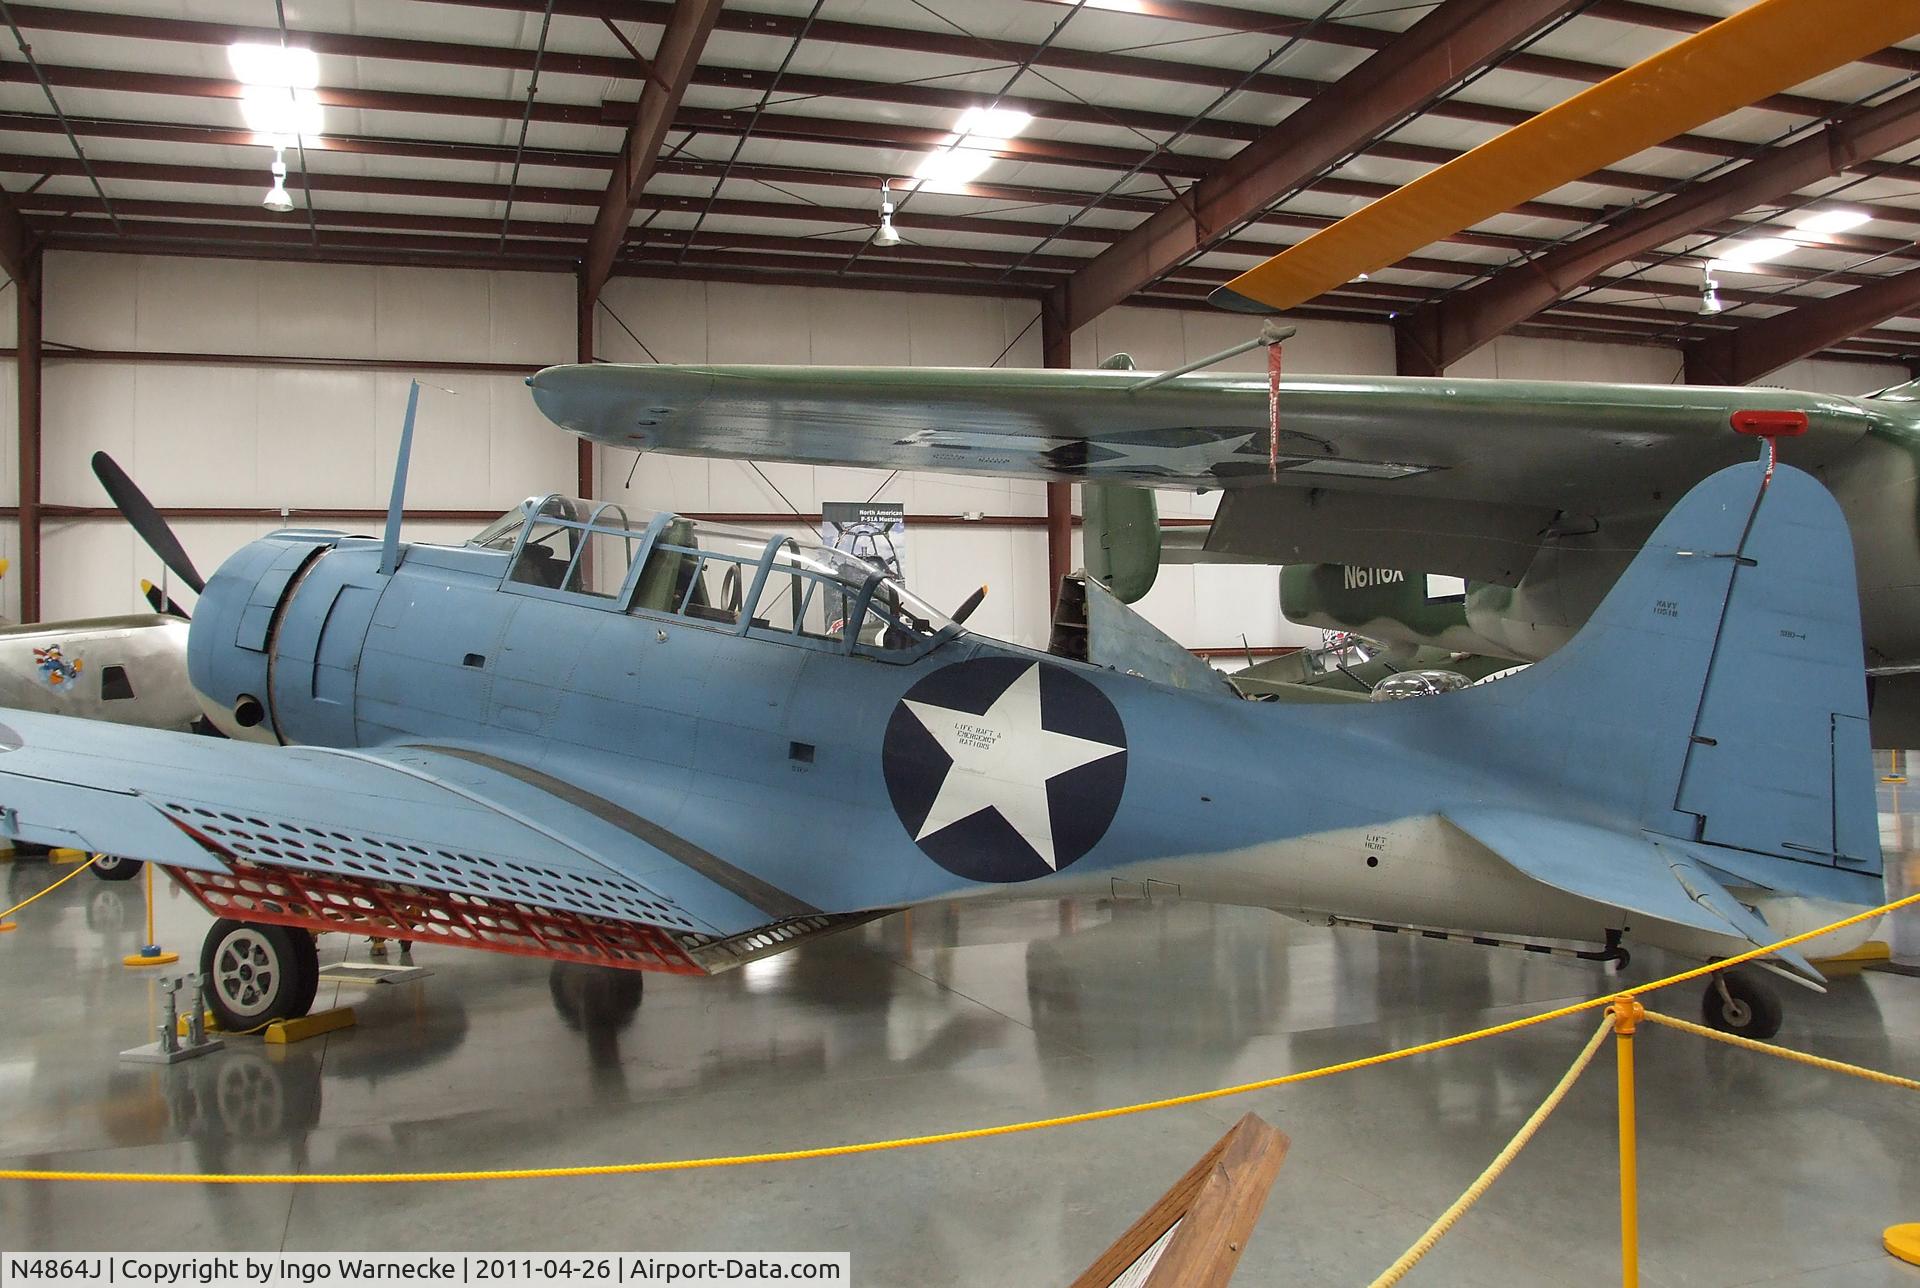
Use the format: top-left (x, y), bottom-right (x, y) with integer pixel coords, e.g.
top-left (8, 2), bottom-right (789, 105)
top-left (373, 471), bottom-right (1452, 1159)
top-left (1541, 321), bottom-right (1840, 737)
top-left (187, 531), bottom-right (377, 744)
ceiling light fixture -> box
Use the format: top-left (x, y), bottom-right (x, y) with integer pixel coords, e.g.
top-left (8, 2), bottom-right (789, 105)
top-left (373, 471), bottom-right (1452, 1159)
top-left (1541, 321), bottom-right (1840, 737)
top-left (912, 147), bottom-right (993, 190)
top-left (874, 179), bottom-right (901, 248)
top-left (228, 42), bottom-right (319, 89)
top-left (240, 87), bottom-right (324, 145)
top-left (1794, 208), bottom-right (1870, 236)
top-left (263, 148), bottom-right (294, 213)
top-left (1700, 265), bottom-right (1722, 315)
top-left (228, 37), bottom-right (324, 230)
top-left (953, 107), bottom-right (1032, 141)
top-left (909, 105), bottom-right (1033, 194)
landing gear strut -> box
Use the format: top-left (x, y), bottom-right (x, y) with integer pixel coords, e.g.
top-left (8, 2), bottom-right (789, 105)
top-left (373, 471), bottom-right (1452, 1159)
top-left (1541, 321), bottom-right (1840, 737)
top-left (1701, 967), bottom-right (1783, 1040)
top-left (199, 919), bottom-right (319, 1032)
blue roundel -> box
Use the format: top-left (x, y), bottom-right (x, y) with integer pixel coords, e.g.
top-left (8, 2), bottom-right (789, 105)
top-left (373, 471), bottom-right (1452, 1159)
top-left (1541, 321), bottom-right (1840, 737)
top-left (883, 657), bottom-right (1127, 882)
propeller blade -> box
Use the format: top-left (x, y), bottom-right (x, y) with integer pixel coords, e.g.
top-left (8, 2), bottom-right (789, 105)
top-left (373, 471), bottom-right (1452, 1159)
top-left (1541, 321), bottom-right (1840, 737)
top-left (140, 579), bottom-right (190, 620)
top-left (951, 585), bottom-right (988, 625)
top-left (1211, 0), bottom-right (1920, 313)
top-left (92, 452), bottom-right (205, 594)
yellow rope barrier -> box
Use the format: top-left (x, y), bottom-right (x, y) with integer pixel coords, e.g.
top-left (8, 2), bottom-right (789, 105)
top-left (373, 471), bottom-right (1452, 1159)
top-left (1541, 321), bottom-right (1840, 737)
top-left (1642, 1009), bottom-right (1920, 1091)
top-left (1368, 1015), bottom-right (1614, 1288)
top-left (0, 888), bottom-right (1913, 1185)
top-left (0, 853), bottom-right (99, 928)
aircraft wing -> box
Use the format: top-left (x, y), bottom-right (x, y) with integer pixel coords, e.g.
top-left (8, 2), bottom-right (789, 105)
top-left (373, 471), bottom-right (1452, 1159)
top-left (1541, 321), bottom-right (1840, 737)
top-left (528, 363), bottom-right (1886, 582)
top-left (0, 708), bottom-right (817, 945)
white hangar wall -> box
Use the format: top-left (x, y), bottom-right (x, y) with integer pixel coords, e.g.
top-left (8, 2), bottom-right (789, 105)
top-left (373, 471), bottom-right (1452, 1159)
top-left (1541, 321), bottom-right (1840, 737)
top-left (8, 252), bottom-right (1909, 648)
top-left (33, 251), bottom-right (577, 625)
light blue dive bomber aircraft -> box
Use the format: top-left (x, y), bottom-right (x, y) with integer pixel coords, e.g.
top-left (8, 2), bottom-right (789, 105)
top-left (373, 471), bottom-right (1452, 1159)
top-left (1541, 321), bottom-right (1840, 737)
top-left (0, 413), bottom-right (1882, 1042)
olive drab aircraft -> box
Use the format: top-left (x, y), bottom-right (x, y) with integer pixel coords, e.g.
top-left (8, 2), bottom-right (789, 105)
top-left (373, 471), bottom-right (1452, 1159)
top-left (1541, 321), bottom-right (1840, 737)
top-left (528, 364), bottom-right (1920, 745)
top-left (0, 387), bottom-right (1884, 1041)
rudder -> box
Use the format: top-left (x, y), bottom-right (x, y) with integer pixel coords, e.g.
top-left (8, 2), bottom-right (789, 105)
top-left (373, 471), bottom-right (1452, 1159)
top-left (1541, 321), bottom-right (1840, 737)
top-left (1471, 454), bottom-right (1879, 883)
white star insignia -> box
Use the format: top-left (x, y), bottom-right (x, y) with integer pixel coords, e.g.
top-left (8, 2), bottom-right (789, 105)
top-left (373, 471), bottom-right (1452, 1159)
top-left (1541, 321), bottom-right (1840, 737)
top-left (1098, 433), bottom-right (1259, 477)
top-left (902, 663), bottom-right (1125, 870)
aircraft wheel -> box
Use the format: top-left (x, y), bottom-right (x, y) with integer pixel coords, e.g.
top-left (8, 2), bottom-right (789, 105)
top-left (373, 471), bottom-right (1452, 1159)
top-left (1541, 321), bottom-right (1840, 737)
top-left (90, 854), bottom-right (142, 882)
top-left (201, 919), bottom-right (319, 1032)
top-left (1701, 968), bottom-right (1783, 1041)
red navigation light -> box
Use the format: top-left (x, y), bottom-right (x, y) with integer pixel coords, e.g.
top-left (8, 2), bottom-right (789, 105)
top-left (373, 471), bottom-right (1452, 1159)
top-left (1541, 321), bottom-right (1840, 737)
top-left (1731, 409), bottom-right (1809, 437)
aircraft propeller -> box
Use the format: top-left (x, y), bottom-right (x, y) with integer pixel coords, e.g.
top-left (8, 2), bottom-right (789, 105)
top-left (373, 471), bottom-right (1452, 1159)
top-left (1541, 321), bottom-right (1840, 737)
top-left (950, 584), bottom-right (988, 626)
top-left (141, 579), bottom-right (190, 620)
top-left (91, 451), bottom-right (207, 596)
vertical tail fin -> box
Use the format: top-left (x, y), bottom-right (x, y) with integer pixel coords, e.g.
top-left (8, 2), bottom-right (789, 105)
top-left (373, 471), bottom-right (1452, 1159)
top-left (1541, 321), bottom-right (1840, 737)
top-left (1463, 454), bottom-right (1879, 888)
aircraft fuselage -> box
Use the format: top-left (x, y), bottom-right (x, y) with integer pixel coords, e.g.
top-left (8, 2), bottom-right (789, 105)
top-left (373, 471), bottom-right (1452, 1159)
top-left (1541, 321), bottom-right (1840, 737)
top-left (178, 492), bottom-right (1878, 974)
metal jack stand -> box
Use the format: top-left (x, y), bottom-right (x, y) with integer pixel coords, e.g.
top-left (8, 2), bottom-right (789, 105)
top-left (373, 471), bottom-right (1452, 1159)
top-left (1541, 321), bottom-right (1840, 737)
top-left (122, 973), bottom-right (224, 1065)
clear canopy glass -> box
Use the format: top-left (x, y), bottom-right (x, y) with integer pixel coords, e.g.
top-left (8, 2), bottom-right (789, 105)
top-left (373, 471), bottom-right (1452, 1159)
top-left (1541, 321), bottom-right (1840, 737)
top-left (469, 497), bottom-right (951, 650)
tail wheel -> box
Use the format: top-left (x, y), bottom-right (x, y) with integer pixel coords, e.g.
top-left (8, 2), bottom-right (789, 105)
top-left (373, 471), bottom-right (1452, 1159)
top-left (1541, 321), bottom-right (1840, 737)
top-left (90, 854), bottom-right (142, 882)
top-left (200, 919), bottom-right (320, 1032)
top-left (1701, 968), bottom-right (1783, 1041)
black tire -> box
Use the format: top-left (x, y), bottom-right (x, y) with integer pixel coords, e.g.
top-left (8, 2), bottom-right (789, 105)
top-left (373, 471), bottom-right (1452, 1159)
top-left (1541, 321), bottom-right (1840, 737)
top-left (1701, 968), bottom-right (1784, 1040)
top-left (200, 919), bottom-right (320, 1032)
top-left (90, 854), bottom-right (142, 882)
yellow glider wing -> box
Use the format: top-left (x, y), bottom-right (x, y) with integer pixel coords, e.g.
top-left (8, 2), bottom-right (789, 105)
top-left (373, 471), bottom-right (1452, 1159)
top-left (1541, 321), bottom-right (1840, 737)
top-left (1213, 0), bottom-right (1920, 313)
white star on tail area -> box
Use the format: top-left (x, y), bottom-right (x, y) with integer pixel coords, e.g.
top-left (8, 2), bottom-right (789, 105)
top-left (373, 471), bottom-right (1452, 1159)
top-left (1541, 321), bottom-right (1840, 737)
top-left (902, 663), bottom-right (1125, 869)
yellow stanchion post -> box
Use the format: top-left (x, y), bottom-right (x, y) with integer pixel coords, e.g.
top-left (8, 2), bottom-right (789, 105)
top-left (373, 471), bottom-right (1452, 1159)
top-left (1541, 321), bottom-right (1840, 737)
top-left (1609, 997), bottom-right (1643, 1288)
top-left (123, 860), bottom-right (178, 968)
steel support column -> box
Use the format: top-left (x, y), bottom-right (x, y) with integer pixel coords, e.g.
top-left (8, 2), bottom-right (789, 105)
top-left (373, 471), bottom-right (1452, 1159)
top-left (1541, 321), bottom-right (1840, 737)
top-left (1042, 293), bottom-right (1072, 603)
top-left (575, 271), bottom-right (594, 497)
top-left (16, 248), bottom-right (40, 622)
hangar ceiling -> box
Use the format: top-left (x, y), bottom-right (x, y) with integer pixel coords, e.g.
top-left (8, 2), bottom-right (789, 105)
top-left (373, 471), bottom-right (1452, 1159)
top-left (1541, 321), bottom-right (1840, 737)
top-left (1, 0), bottom-right (1918, 375)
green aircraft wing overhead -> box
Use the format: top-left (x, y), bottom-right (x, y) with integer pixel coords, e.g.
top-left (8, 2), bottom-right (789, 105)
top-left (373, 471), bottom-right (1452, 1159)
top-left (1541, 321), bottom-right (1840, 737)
top-left (528, 363), bottom-right (1890, 584)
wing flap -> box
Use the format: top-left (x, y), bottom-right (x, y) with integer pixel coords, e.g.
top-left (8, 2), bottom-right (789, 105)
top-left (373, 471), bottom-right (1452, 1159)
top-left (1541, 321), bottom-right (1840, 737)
top-left (0, 771), bottom-right (227, 871)
top-left (0, 709), bottom-right (805, 939)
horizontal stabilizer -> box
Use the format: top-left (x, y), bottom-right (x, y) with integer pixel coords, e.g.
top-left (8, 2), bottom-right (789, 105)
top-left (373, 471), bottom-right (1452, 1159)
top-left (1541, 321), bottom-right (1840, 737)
top-left (1053, 575), bottom-right (1235, 696)
top-left (1446, 807), bottom-right (1820, 980)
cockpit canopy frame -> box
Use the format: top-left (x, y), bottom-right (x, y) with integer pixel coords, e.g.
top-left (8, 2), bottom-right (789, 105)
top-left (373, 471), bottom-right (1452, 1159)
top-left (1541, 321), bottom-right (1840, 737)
top-left (472, 495), bottom-right (952, 657)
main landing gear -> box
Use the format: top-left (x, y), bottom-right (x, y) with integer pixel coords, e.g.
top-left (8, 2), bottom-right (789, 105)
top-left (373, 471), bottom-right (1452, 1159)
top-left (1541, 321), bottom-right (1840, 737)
top-left (90, 854), bottom-right (143, 882)
top-left (200, 919), bottom-right (319, 1032)
top-left (1701, 967), bottom-right (1783, 1041)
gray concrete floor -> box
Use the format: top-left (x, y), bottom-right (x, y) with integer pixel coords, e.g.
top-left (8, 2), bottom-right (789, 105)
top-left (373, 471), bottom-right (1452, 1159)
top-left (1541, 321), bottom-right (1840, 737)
top-left (0, 836), bottom-right (1916, 1287)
